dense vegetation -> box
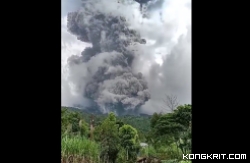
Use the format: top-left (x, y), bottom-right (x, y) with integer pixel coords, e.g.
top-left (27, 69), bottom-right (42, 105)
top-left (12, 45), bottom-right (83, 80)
top-left (61, 104), bottom-right (191, 163)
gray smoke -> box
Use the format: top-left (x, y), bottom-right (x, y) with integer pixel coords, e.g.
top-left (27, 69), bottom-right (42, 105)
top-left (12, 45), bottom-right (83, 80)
top-left (62, 0), bottom-right (192, 114)
top-left (66, 0), bottom-right (150, 114)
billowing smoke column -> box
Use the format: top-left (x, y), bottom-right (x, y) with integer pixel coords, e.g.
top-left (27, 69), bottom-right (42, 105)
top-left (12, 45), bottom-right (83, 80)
top-left (66, 0), bottom-right (150, 115)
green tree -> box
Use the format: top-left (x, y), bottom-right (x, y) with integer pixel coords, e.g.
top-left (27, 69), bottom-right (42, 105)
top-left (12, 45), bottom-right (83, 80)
top-left (119, 124), bottom-right (140, 163)
top-left (172, 104), bottom-right (191, 128)
top-left (61, 108), bottom-right (69, 134)
top-left (61, 108), bottom-right (89, 136)
top-left (178, 126), bottom-right (191, 155)
top-left (154, 104), bottom-right (192, 156)
top-left (146, 112), bottom-right (163, 147)
top-left (116, 120), bottom-right (125, 131)
top-left (79, 119), bottom-right (89, 137)
top-left (172, 104), bottom-right (191, 155)
top-left (98, 112), bottom-right (120, 163)
top-left (150, 112), bottom-right (162, 128)
top-left (69, 112), bottom-right (82, 133)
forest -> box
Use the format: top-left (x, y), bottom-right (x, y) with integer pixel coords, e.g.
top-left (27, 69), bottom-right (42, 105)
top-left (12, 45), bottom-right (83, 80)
top-left (61, 103), bottom-right (191, 163)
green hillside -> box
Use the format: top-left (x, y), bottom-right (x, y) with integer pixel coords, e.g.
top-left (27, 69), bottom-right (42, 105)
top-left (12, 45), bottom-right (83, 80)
top-left (62, 106), bottom-right (151, 136)
top-left (61, 105), bottom-right (191, 163)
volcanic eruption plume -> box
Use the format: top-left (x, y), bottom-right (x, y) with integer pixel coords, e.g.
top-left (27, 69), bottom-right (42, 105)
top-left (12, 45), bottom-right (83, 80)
top-left (66, 0), bottom-right (150, 114)
top-left (62, 0), bottom-right (191, 114)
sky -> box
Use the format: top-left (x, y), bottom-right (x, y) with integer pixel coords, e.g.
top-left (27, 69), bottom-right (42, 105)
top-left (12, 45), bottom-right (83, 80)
top-left (61, 0), bottom-right (191, 114)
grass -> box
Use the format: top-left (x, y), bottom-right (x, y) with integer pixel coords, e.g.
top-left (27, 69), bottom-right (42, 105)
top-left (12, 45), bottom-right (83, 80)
top-left (139, 143), bottom-right (190, 163)
top-left (61, 136), bottom-right (190, 163)
top-left (61, 134), bottom-right (100, 162)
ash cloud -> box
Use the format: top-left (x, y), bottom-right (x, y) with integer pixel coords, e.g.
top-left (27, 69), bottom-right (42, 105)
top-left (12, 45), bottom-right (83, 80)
top-left (62, 0), bottom-right (191, 114)
top-left (65, 0), bottom-right (150, 114)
